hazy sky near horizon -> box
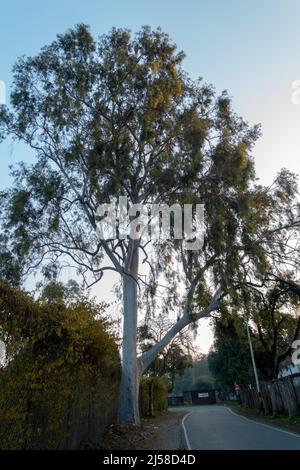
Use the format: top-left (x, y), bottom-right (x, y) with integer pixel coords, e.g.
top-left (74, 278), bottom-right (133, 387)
top-left (1, 0), bottom-right (300, 352)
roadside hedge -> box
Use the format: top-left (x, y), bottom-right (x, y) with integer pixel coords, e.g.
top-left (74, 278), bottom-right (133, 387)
top-left (139, 376), bottom-right (168, 417)
top-left (0, 282), bottom-right (120, 449)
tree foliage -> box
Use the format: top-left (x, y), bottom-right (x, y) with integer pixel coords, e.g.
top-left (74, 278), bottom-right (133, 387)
top-left (208, 283), bottom-right (300, 389)
top-left (139, 376), bottom-right (168, 417)
top-left (208, 314), bottom-right (254, 390)
top-left (245, 282), bottom-right (300, 378)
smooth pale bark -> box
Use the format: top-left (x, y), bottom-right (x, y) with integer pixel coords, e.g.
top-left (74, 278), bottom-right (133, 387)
top-left (139, 314), bottom-right (190, 373)
top-left (139, 287), bottom-right (223, 374)
top-left (117, 239), bottom-right (141, 424)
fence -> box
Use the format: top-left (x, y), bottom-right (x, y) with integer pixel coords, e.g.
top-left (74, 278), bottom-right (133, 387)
top-left (23, 374), bottom-right (120, 450)
top-left (58, 381), bottom-right (119, 449)
top-left (239, 374), bottom-right (300, 417)
top-left (0, 365), bottom-right (120, 450)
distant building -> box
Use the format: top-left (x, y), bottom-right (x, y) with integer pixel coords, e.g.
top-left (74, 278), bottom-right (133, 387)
top-left (167, 393), bottom-right (184, 406)
top-left (168, 389), bottom-right (217, 406)
top-left (183, 389), bottom-right (216, 405)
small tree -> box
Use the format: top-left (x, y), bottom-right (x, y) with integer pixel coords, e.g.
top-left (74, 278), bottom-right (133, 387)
top-left (208, 314), bottom-right (254, 390)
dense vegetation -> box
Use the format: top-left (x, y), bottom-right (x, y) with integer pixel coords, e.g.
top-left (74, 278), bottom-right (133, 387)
top-left (208, 283), bottom-right (300, 389)
top-left (0, 281), bottom-right (120, 449)
top-left (139, 376), bottom-right (168, 417)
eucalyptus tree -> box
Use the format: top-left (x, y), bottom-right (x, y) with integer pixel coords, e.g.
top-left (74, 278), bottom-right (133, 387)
top-left (0, 24), bottom-right (280, 423)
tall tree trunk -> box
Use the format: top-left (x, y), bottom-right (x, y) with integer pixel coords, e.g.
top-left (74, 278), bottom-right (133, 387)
top-left (117, 239), bottom-right (141, 424)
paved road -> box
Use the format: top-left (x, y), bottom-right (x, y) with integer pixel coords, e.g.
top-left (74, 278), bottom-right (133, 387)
top-left (172, 405), bottom-right (300, 450)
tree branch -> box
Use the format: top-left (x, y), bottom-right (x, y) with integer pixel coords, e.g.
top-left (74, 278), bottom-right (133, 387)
top-left (138, 287), bottom-right (222, 373)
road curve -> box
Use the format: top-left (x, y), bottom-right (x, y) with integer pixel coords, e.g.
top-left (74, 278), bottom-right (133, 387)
top-left (172, 405), bottom-right (300, 450)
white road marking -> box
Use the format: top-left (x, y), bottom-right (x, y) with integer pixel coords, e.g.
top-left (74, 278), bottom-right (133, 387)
top-left (181, 412), bottom-right (193, 450)
top-left (224, 406), bottom-right (300, 439)
top-left (181, 405), bottom-right (300, 450)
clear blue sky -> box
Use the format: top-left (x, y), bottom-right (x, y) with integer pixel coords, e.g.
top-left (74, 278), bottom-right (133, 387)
top-left (1, 0), bottom-right (300, 351)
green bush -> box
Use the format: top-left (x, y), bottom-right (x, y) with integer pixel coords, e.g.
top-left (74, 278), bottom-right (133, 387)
top-left (0, 282), bottom-right (120, 449)
top-left (139, 376), bottom-right (168, 417)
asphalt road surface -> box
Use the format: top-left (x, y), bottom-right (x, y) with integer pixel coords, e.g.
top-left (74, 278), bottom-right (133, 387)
top-left (173, 405), bottom-right (300, 450)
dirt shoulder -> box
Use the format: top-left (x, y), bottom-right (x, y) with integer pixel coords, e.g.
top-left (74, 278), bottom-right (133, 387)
top-left (224, 401), bottom-right (300, 435)
top-left (101, 411), bottom-right (185, 450)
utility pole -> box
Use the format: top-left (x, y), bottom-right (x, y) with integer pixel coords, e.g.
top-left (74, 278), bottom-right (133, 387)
top-left (246, 320), bottom-right (261, 396)
top-left (242, 289), bottom-right (263, 409)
